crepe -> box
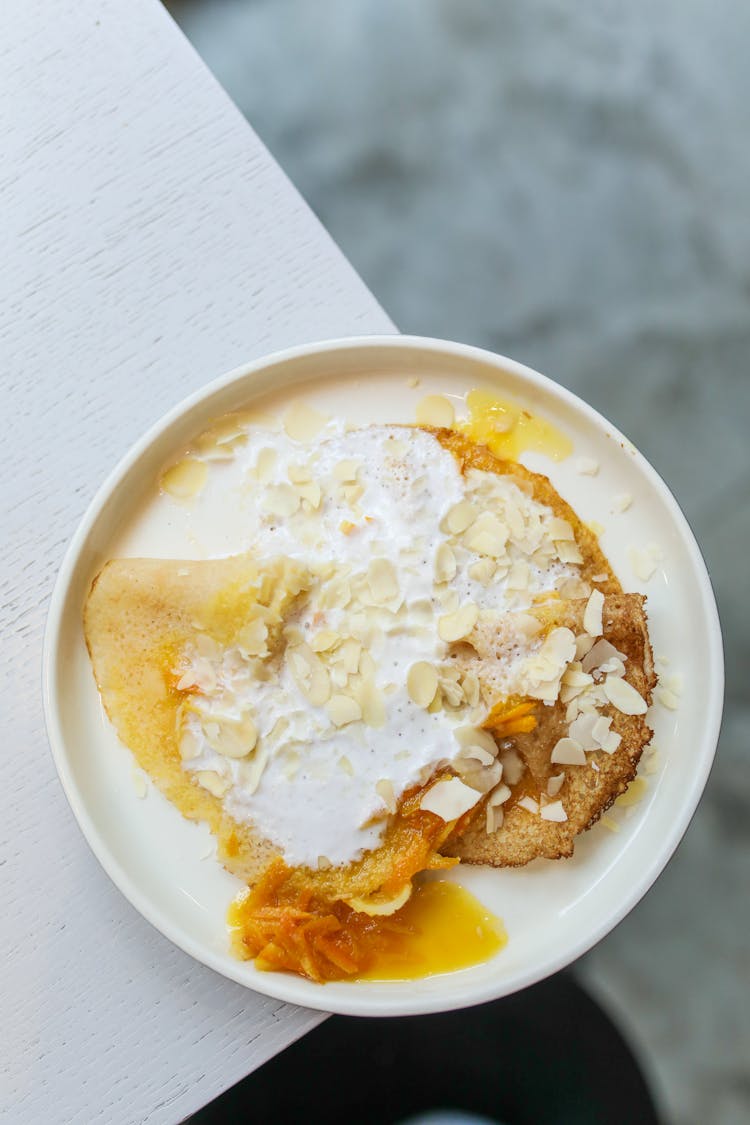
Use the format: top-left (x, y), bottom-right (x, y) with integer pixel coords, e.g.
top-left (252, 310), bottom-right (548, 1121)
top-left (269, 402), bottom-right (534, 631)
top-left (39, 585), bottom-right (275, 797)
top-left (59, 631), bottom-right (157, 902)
top-left (84, 422), bottom-right (657, 979)
top-left (84, 552), bottom-right (460, 905)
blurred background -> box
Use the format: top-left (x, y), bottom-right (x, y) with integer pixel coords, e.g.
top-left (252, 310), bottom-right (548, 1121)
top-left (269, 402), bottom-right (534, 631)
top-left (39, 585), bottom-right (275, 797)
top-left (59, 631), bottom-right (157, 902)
top-left (166, 3), bottom-right (749, 1122)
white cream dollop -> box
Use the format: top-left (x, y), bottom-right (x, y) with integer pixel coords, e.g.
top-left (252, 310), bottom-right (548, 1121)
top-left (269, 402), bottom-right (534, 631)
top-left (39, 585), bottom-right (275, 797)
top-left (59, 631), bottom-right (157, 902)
top-left (175, 422), bottom-right (581, 866)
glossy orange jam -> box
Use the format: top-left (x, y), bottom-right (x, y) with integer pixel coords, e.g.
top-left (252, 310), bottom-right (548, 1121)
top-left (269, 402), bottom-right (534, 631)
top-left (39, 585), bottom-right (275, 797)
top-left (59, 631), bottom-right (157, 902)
top-left (228, 868), bottom-right (506, 983)
top-left (459, 388), bottom-right (573, 462)
top-left (358, 879), bottom-right (507, 981)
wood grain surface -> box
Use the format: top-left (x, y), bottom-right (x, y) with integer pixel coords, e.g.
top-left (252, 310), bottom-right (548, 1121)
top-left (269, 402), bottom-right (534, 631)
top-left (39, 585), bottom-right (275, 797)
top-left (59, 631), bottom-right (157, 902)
top-left (0, 0), bottom-right (394, 1121)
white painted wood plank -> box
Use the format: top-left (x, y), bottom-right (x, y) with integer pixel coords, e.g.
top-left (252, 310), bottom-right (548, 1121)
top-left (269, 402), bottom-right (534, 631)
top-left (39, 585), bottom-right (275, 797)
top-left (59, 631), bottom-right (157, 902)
top-left (0, 0), bottom-right (394, 1121)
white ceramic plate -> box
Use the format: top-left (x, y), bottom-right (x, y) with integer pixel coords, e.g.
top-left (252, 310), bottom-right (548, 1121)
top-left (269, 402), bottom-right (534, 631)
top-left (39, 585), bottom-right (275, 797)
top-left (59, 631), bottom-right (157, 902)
top-left (43, 336), bottom-right (723, 1016)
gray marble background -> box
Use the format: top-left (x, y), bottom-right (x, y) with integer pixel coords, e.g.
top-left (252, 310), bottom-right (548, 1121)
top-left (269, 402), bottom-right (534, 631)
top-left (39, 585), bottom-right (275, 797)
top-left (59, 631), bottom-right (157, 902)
top-left (170, 2), bottom-right (749, 1121)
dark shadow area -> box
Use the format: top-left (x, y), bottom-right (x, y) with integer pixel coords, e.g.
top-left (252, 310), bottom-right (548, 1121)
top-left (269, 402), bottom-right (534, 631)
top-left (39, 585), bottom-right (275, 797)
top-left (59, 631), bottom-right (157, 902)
top-left (192, 973), bottom-right (660, 1124)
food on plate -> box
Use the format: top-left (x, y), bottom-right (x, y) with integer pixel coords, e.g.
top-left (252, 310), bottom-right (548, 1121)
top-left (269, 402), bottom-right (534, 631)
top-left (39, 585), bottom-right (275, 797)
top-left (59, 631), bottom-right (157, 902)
top-left (84, 405), bottom-right (656, 982)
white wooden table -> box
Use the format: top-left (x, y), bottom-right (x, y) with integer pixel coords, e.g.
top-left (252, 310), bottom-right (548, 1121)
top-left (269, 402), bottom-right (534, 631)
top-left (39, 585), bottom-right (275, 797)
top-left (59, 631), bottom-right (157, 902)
top-left (1, 1), bottom-right (394, 1120)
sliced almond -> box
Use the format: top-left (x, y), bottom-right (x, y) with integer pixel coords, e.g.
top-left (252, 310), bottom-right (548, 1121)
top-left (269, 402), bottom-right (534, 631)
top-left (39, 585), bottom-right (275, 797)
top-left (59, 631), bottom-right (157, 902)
top-left (236, 618), bottom-right (269, 658)
top-left (582, 638), bottom-right (626, 675)
top-left (591, 714), bottom-right (613, 745)
top-left (252, 447), bottom-right (278, 483)
top-left (375, 778), bottom-right (397, 814)
top-left (415, 394), bottom-right (455, 428)
top-left (338, 638), bottom-right (363, 674)
top-left (367, 558), bottom-right (399, 603)
top-left (612, 492), bottom-right (633, 512)
top-left (311, 629), bottom-right (341, 653)
top-left (434, 542), bottom-right (457, 584)
top-left (338, 755), bottom-right (354, 776)
top-left (500, 748), bottom-right (525, 785)
top-left (261, 482), bottom-right (300, 518)
top-left (202, 713), bottom-right (258, 759)
top-left (178, 728), bottom-right (201, 762)
top-left (657, 688), bottom-right (679, 711)
top-left (407, 661), bottom-right (439, 708)
top-left (464, 513), bottom-right (508, 558)
top-left (456, 744), bottom-right (493, 767)
top-left (195, 770), bottom-right (230, 798)
top-left (327, 693), bottom-right (362, 726)
top-left (333, 459), bottom-right (361, 482)
top-left (283, 401), bottom-right (328, 442)
top-left (603, 675), bottom-right (648, 715)
top-left (297, 481), bottom-right (322, 509)
top-left (540, 800), bottom-right (567, 822)
top-left (238, 743), bottom-right (269, 794)
top-left (468, 558), bottom-right (496, 585)
top-left (287, 463), bottom-right (311, 484)
top-left (550, 736), bottom-right (587, 765)
top-left (561, 667), bottom-right (594, 689)
top-left (517, 796), bottom-right (539, 814)
top-left (487, 782), bottom-right (511, 806)
top-left (342, 482), bottom-right (364, 506)
top-left (346, 883), bottom-right (412, 917)
top-left (568, 711), bottom-right (599, 749)
top-left (442, 500), bottom-right (478, 535)
top-left (358, 677), bottom-right (386, 728)
top-left (629, 544), bottom-right (663, 582)
top-left (486, 805), bottom-right (504, 834)
top-left (462, 671), bottom-right (481, 708)
top-left (288, 643), bottom-right (331, 706)
top-left (419, 777), bottom-right (480, 820)
top-left (576, 457), bottom-right (599, 476)
top-left (548, 517), bottom-right (575, 541)
top-left (506, 560), bottom-right (530, 591)
top-left (556, 540), bottom-right (584, 565)
top-left (559, 576), bottom-right (593, 600)
top-left (583, 589), bottom-right (605, 637)
top-left (547, 773), bottom-right (565, 798)
top-left (160, 458), bottom-right (208, 499)
top-left (439, 587), bottom-right (460, 613)
top-left (438, 602), bottom-right (479, 642)
top-left (454, 725), bottom-right (498, 759)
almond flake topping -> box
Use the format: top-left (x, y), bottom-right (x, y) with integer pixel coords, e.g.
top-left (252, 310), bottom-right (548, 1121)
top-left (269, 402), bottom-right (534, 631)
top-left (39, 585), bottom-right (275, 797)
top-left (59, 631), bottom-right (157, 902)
top-left (367, 557), bottom-right (399, 603)
top-left (442, 499), bottom-right (478, 535)
top-left (407, 661), bottom-right (439, 708)
top-left (547, 773), bottom-right (565, 797)
top-left (375, 778), bottom-right (397, 814)
top-left (438, 602), bottom-right (479, 642)
top-left (540, 800), bottom-right (567, 822)
top-left (434, 543), bottom-right (457, 584)
top-left (551, 736), bottom-right (587, 765)
top-left (419, 777), bottom-right (480, 821)
top-left (603, 675), bottom-right (648, 715)
top-left (583, 589), bottom-right (605, 637)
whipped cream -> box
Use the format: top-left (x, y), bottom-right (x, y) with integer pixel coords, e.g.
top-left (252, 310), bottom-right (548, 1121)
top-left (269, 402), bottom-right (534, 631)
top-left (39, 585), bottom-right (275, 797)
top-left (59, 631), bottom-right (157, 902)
top-left (172, 421), bottom-right (581, 866)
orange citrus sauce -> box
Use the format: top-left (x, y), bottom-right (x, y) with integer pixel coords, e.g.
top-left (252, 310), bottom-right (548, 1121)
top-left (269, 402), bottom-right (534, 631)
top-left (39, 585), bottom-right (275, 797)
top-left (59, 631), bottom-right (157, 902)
top-left (228, 873), bottom-right (506, 983)
top-left (358, 879), bottom-right (507, 981)
top-left (459, 388), bottom-right (573, 462)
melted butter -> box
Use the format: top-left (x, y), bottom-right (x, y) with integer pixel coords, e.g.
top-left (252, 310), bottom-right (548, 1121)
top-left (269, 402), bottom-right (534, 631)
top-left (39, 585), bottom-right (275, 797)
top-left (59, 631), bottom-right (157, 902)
top-left (459, 388), bottom-right (573, 462)
top-left (358, 880), bottom-right (506, 981)
top-left (614, 775), bottom-right (648, 808)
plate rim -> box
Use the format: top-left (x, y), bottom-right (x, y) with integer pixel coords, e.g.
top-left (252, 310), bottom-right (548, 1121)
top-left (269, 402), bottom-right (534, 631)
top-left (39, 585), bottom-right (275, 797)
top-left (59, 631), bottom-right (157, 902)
top-left (42, 333), bottom-right (724, 1016)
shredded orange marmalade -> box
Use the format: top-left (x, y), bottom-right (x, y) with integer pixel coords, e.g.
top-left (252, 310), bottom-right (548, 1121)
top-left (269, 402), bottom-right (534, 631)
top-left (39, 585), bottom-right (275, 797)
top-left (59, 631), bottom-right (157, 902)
top-left (228, 709), bottom-right (536, 982)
